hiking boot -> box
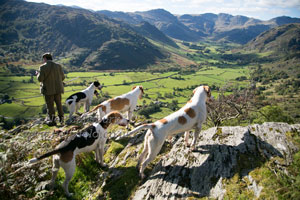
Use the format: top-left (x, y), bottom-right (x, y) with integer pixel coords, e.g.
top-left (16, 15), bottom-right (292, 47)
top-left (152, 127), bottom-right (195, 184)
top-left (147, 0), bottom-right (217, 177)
top-left (46, 120), bottom-right (57, 126)
top-left (59, 116), bottom-right (64, 125)
top-left (46, 116), bottom-right (56, 126)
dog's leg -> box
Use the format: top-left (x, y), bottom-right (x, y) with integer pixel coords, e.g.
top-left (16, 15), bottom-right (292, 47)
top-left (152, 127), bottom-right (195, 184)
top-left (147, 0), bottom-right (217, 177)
top-left (84, 100), bottom-right (90, 113)
top-left (126, 110), bottom-right (133, 129)
top-left (97, 110), bottom-right (102, 121)
top-left (98, 140), bottom-right (107, 167)
top-left (75, 103), bottom-right (79, 115)
top-left (61, 159), bottom-right (76, 197)
top-left (69, 103), bottom-right (75, 119)
top-left (137, 132), bottom-right (150, 169)
top-left (191, 125), bottom-right (202, 151)
top-left (127, 109), bottom-right (133, 121)
top-left (184, 131), bottom-right (190, 147)
top-left (95, 144), bottom-right (100, 163)
top-left (50, 155), bottom-right (60, 190)
top-left (139, 137), bottom-right (163, 179)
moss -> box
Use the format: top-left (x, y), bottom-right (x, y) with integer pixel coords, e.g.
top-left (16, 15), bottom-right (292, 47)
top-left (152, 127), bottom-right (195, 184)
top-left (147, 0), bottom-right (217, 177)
top-left (286, 129), bottom-right (300, 145)
top-left (104, 141), bottom-right (125, 163)
top-left (223, 174), bottom-right (255, 200)
top-left (246, 129), bottom-right (300, 199)
top-left (101, 167), bottom-right (140, 200)
top-left (276, 129), bottom-right (282, 133)
top-left (212, 127), bottom-right (223, 141)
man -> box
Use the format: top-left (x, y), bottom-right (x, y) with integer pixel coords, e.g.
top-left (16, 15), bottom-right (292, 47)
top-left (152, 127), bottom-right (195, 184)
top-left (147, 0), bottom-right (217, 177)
top-left (37, 53), bottom-right (65, 126)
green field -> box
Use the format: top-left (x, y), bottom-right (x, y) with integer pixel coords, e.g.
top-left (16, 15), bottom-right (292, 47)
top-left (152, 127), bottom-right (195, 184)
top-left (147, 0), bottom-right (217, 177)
top-left (0, 66), bottom-right (249, 121)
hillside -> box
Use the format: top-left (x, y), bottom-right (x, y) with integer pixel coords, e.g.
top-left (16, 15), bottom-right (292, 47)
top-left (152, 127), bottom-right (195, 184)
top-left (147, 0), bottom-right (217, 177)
top-left (0, 112), bottom-right (299, 199)
top-left (243, 23), bottom-right (300, 79)
top-left (240, 23), bottom-right (300, 124)
top-left (244, 23), bottom-right (300, 53)
top-left (98, 9), bottom-right (201, 42)
top-left (99, 9), bottom-right (300, 44)
top-left (132, 21), bottom-right (179, 48)
top-left (0, 0), bottom-right (167, 70)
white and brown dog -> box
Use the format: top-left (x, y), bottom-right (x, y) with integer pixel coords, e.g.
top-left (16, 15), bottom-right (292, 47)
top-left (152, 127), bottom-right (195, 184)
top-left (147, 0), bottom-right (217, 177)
top-left (66, 81), bottom-right (102, 119)
top-left (29, 111), bottom-right (128, 197)
top-left (90, 86), bottom-right (144, 122)
top-left (120, 86), bottom-right (211, 178)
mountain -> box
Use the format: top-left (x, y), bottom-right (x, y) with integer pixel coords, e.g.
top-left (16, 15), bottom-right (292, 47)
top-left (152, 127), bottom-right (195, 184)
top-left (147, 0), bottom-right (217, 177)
top-left (98, 9), bottom-right (202, 42)
top-left (244, 23), bottom-right (300, 53)
top-left (131, 21), bottom-right (179, 48)
top-left (0, 0), bottom-right (166, 70)
top-left (98, 9), bottom-right (300, 44)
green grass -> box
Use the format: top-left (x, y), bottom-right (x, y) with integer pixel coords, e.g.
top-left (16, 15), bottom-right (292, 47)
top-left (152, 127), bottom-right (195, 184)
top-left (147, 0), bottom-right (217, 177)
top-left (0, 66), bottom-right (249, 121)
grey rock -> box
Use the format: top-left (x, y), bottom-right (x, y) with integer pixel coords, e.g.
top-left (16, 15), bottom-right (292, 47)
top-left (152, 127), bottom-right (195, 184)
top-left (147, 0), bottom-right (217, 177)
top-left (131, 123), bottom-right (299, 199)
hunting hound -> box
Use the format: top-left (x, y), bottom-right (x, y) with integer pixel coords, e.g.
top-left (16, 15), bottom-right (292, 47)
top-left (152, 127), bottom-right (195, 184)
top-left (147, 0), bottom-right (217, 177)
top-left (90, 86), bottom-right (144, 122)
top-left (120, 86), bottom-right (211, 178)
top-left (66, 81), bottom-right (102, 119)
top-left (29, 111), bottom-right (128, 196)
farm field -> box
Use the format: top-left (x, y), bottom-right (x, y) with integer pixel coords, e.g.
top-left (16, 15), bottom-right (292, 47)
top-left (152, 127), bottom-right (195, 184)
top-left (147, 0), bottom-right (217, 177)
top-left (0, 66), bottom-right (249, 122)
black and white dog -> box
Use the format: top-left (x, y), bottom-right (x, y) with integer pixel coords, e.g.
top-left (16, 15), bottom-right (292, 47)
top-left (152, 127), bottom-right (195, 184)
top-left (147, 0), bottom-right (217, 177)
top-left (66, 81), bottom-right (102, 119)
top-left (29, 111), bottom-right (128, 197)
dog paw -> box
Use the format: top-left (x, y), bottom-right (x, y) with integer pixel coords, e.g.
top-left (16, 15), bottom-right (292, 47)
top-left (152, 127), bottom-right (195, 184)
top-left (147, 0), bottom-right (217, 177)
top-left (100, 163), bottom-right (108, 168)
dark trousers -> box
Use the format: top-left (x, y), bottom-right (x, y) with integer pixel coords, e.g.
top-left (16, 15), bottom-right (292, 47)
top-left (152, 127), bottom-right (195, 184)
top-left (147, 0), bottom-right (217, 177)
top-left (44, 94), bottom-right (64, 120)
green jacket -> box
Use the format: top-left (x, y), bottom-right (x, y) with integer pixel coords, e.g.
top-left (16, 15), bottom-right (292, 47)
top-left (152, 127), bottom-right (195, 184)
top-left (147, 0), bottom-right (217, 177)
top-left (37, 61), bottom-right (65, 95)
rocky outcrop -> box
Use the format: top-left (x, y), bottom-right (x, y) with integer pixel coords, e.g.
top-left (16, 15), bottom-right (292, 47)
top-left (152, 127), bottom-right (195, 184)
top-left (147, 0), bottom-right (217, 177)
top-left (0, 120), bottom-right (299, 199)
top-left (128, 122), bottom-right (299, 199)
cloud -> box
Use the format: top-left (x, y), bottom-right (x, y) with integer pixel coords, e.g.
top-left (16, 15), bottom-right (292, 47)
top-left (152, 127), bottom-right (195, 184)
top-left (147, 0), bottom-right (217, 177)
top-left (26, 0), bottom-right (300, 19)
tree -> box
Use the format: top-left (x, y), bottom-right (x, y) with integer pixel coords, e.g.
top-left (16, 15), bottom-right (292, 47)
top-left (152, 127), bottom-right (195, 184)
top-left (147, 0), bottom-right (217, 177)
top-left (206, 88), bottom-right (257, 126)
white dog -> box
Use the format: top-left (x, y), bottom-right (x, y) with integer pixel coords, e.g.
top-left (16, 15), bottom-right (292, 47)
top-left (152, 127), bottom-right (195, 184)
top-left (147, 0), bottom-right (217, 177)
top-left (29, 111), bottom-right (128, 197)
top-left (66, 81), bottom-right (102, 119)
top-left (120, 86), bottom-right (211, 178)
top-left (90, 86), bottom-right (144, 122)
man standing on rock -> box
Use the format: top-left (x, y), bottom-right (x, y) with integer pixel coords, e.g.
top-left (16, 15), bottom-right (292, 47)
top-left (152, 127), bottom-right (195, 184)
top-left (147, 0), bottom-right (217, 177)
top-left (36, 53), bottom-right (65, 126)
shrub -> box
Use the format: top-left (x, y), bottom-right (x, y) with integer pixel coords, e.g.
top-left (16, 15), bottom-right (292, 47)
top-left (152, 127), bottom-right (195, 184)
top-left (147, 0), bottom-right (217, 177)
top-left (138, 102), bottom-right (161, 118)
top-left (253, 105), bottom-right (294, 124)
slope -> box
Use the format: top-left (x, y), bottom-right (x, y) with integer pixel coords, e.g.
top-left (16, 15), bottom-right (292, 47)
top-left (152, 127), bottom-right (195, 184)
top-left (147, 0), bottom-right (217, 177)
top-left (99, 9), bottom-right (300, 44)
top-left (244, 23), bottom-right (300, 53)
top-left (1, 116), bottom-right (299, 199)
top-left (0, 0), bottom-right (166, 70)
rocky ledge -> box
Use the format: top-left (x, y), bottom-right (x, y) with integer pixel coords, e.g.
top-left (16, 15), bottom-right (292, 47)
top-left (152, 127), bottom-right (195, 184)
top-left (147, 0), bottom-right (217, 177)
top-left (127, 122), bottom-right (299, 199)
top-left (0, 121), bottom-right (299, 199)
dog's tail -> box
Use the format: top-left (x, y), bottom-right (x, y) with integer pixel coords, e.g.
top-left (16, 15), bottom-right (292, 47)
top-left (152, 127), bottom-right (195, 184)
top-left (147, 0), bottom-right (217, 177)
top-left (116, 124), bottom-right (154, 140)
top-left (65, 96), bottom-right (77, 105)
top-left (29, 148), bottom-right (62, 164)
top-left (88, 104), bottom-right (103, 114)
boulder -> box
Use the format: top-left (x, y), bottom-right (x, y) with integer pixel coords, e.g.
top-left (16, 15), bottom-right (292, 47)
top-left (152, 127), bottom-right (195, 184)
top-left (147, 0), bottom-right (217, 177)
top-left (131, 122), bottom-right (299, 199)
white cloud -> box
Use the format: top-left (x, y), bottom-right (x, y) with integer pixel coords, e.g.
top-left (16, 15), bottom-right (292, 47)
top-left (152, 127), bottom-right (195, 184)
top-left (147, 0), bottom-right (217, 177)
top-left (26, 0), bottom-right (300, 19)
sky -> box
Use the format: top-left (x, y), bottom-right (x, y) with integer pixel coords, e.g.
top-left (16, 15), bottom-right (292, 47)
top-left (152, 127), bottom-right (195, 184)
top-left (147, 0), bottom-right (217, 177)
top-left (26, 0), bottom-right (300, 20)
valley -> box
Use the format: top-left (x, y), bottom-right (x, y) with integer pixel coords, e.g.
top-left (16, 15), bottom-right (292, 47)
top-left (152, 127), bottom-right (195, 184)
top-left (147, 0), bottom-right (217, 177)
top-left (1, 1), bottom-right (300, 200)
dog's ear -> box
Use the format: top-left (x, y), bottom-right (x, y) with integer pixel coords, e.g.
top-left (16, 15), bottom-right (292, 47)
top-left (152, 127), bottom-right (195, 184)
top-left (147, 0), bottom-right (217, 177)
top-left (132, 86), bottom-right (137, 90)
top-left (203, 86), bottom-right (211, 97)
top-left (193, 88), bottom-right (197, 94)
top-left (94, 81), bottom-right (100, 87)
top-left (107, 111), bottom-right (122, 123)
top-left (139, 86), bottom-right (144, 94)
